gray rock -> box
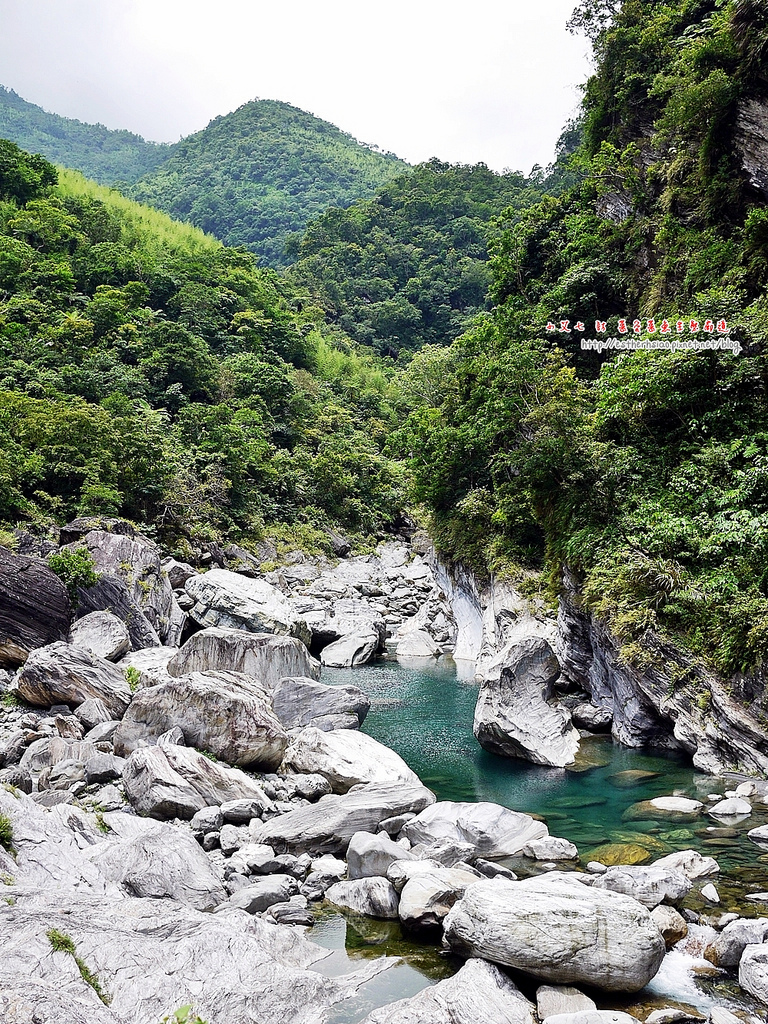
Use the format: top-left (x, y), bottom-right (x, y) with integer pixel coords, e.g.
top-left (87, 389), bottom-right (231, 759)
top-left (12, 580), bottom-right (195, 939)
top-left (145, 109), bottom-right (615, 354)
top-left (536, 986), bottom-right (597, 1019)
top-left (652, 849), bottom-right (719, 880)
top-left (707, 917), bottom-right (768, 967)
top-left (523, 837), bottom-right (579, 861)
top-left (190, 805), bottom-right (224, 836)
top-left (21, 736), bottom-right (100, 771)
top-left (69, 611), bottom-right (130, 662)
top-left (224, 874), bottom-right (300, 913)
top-left (122, 743), bottom-right (272, 820)
top-left (473, 636), bottom-right (580, 768)
top-left (544, 1015), bottom-right (640, 1024)
top-left (228, 842), bottom-right (281, 876)
top-left (591, 864), bottom-right (692, 908)
top-left (113, 670), bottom-right (288, 769)
top-left (221, 796), bottom-right (273, 822)
top-left (326, 876), bottom-right (400, 919)
top-left (708, 797), bottom-right (751, 819)
top-left (267, 896), bottom-right (314, 926)
top-left (39, 758), bottom-right (85, 792)
top-left (89, 822), bottom-right (226, 910)
top-left (362, 957), bottom-right (537, 1024)
top-left (650, 905), bottom-right (688, 948)
top-left (18, 643), bottom-right (131, 718)
top-left (85, 720), bottom-right (120, 743)
top-left (320, 631), bottom-right (380, 667)
top-left (280, 772), bottom-right (332, 802)
top-left (348, 830), bottom-right (415, 879)
top-left (398, 864), bottom-right (479, 931)
top-left (162, 557), bottom-right (197, 590)
top-left (301, 854), bottom-right (347, 899)
top-left (185, 569), bottom-right (295, 633)
top-left (402, 800), bottom-right (548, 859)
top-left (271, 676), bottom-right (369, 730)
top-left (571, 703), bottom-right (613, 732)
top-left (283, 727), bottom-right (421, 793)
top-left (219, 823), bottom-right (244, 855)
top-left (0, 764), bottom-right (32, 793)
top-left (0, 547), bottom-right (70, 667)
top-left (85, 754), bottom-right (124, 785)
top-left (739, 943), bottom-right (768, 1005)
top-left (443, 873), bottom-right (665, 993)
top-left (748, 824), bottom-right (768, 849)
top-left (167, 627), bottom-right (317, 688)
top-left (117, 646), bottom-right (176, 688)
top-left (74, 697), bottom-right (112, 731)
top-left (409, 837), bottom-right (476, 867)
top-left (252, 782), bottom-right (436, 855)
top-left (54, 713), bottom-right (84, 739)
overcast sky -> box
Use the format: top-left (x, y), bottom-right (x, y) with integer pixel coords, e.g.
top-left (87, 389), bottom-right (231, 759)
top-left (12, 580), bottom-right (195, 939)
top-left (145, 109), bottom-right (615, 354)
top-left (0, 0), bottom-right (592, 174)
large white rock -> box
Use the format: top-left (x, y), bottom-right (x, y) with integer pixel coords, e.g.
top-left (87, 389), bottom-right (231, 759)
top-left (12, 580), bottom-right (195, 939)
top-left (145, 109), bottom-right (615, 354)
top-left (443, 874), bottom-right (665, 992)
top-left (739, 943), bottom-right (768, 1005)
top-left (398, 864), bottom-right (479, 931)
top-left (17, 643), bottom-right (131, 718)
top-left (185, 568), bottom-right (295, 633)
top-left (271, 676), bottom-right (370, 730)
top-left (325, 876), bottom-right (400, 919)
top-left (708, 918), bottom-right (768, 967)
top-left (651, 849), bottom-right (719, 879)
top-left (347, 830), bottom-right (414, 879)
top-left (117, 646), bottom-right (176, 688)
top-left (283, 727), bottom-right (420, 793)
top-left (748, 824), bottom-right (768, 849)
top-left (536, 986), bottom-right (596, 1019)
top-left (320, 631), bottom-right (380, 668)
top-left (69, 611), bottom-right (130, 662)
top-left (88, 821), bottom-right (226, 910)
top-left (709, 797), bottom-right (752, 819)
top-left (402, 800), bottom-right (548, 859)
top-left (122, 743), bottom-right (272, 819)
top-left (113, 670), bottom-right (288, 769)
top-left (591, 864), bottom-right (692, 908)
top-left (362, 957), bottom-right (537, 1024)
top-left (473, 636), bottom-right (580, 768)
top-left (252, 783), bottom-right (436, 855)
top-left (167, 627), bottom-right (317, 689)
top-left (523, 837), bottom-right (579, 861)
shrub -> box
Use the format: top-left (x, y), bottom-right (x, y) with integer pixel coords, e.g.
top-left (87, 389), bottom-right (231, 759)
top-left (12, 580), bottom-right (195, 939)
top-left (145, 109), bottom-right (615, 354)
top-left (47, 547), bottom-right (100, 601)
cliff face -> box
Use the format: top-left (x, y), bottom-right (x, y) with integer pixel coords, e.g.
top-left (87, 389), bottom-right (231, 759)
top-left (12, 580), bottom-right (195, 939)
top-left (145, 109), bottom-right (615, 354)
top-left (735, 95), bottom-right (768, 198)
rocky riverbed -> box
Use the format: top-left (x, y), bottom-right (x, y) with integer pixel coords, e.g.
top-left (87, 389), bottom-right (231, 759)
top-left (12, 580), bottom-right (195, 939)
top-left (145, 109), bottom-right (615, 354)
top-left (0, 520), bottom-right (767, 1023)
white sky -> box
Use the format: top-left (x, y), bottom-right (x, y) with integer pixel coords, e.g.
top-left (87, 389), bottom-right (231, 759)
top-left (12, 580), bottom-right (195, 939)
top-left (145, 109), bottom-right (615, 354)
top-left (0, 0), bottom-right (592, 174)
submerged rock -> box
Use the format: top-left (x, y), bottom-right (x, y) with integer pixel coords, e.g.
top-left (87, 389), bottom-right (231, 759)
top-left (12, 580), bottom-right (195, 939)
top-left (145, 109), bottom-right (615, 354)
top-left (474, 636), bottom-right (580, 768)
top-left (442, 873), bottom-right (665, 993)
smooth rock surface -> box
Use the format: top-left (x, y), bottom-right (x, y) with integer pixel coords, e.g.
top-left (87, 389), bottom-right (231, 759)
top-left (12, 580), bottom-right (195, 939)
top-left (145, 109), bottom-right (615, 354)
top-left (706, 917), bottom-right (768, 967)
top-left (403, 800), bottom-right (547, 859)
top-left (252, 783), bottom-right (436, 854)
top-left (0, 547), bottom-right (70, 666)
top-left (283, 727), bottom-right (421, 793)
top-left (185, 569), bottom-right (294, 633)
top-left (362, 957), bottom-right (537, 1024)
top-left (347, 830), bottom-right (414, 879)
top-left (325, 876), bottom-right (400, 919)
top-left (18, 642), bottom-right (131, 718)
top-left (536, 986), bottom-right (597, 1019)
top-left (591, 864), bottom-right (692, 908)
top-left (473, 636), bottom-right (580, 768)
top-left (114, 670), bottom-right (288, 768)
top-left (398, 864), bottom-right (479, 931)
top-left (739, 943), bottom-right (768, 1006)
top-left (167, 627), bottom-right (317, 688)
top-left (443, 874), bottom-right (665, 992)
top-left (650, 905), bottom-right (688, 948)
top-left (69, 611), bottom-right (130, 662)
top-left (271, 676), bottom-right (369, 730)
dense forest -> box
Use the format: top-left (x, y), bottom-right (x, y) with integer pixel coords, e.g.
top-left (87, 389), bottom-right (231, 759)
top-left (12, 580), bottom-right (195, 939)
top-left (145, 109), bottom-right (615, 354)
top-left (1, 0), bottom-right (767, 682)
top-left (0, 87), bottom-right (172, 184)
top-left (0, 140), bottom-right (406, 559)
top-left (287, 161), bottom-right (542, 356)
top-left (398, 0), bottom-right (768, 675)
top-left (0, 91), bottom-right (408, 266)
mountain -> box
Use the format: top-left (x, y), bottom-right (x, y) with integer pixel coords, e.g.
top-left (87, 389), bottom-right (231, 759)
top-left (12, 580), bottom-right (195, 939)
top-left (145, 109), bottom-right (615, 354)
top-left (396, 0), bottom-right (768, 678)
top-left (127, 99), bottom-right (409, 266)
top-left (0, 86), bottom-right (172, 184)
top-left (0, 139), bottom-right (404, 553)
top-left (287, 159), bottom-right (543, 357)
top-left (0, 90), bottom-right (409, 266)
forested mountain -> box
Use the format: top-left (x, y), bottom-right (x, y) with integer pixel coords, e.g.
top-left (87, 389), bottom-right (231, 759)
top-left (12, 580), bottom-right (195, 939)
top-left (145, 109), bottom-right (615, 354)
top-left (0, 87), bottom-right (172, 184)
top-left (287, 160), bottom-right (543, 357)
top-left (127, 100), bottom-right (409, 266)
top-left (0, 139), bottom-right (405, 557)
top-left (0, 90), bottom-right (408, 266)
top-left (397, 0), bottom-right (768, 676)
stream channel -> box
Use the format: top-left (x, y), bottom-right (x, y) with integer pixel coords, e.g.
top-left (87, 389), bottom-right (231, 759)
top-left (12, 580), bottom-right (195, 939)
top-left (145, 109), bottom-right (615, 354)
top-left (306, 657), bottom-right (768, 1022)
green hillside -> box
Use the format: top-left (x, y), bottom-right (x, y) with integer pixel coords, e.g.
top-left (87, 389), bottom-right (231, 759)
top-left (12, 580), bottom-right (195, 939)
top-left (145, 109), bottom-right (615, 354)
top-left (0, 86), bottom-right (172, 184)
top-left (397, 0), bottom-right (768, 676)
top-left (287, 160), bottom-right (543, 357)
top-left (128, 99), bottom-right (409, 266)
top-left (0, 138), bottom-right (404, 555)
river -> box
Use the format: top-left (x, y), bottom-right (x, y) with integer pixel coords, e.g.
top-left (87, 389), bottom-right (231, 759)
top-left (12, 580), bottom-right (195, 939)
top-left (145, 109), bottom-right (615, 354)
top-left (308, 657), bottom-right (768, 1021)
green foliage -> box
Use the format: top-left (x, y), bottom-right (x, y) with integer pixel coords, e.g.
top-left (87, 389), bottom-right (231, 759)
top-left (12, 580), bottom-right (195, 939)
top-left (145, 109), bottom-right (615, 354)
top-left (47, 548), bottom-right (100, 600)
top-left (288, 160), bottom-right (542, 356)
top-left (401, 0), bottom-right (768, 678)
top-left (0, 812), bottom-right (13, 852)
top-left (46, 928), bottom-right (110, 1004)
top-left (0, 86), bottom-right (172, 185)
top-left (124, 666), bottom-right (141, 692)
top-left (127, 99), bottom-right (408, 266)
top-left (161, 1007), bottom-right (208, 1024)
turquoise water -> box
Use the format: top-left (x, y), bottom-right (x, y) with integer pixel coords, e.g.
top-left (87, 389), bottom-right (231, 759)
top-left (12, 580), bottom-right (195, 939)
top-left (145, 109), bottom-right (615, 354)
top-left (312, 657), bottom-right (768, 1020)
